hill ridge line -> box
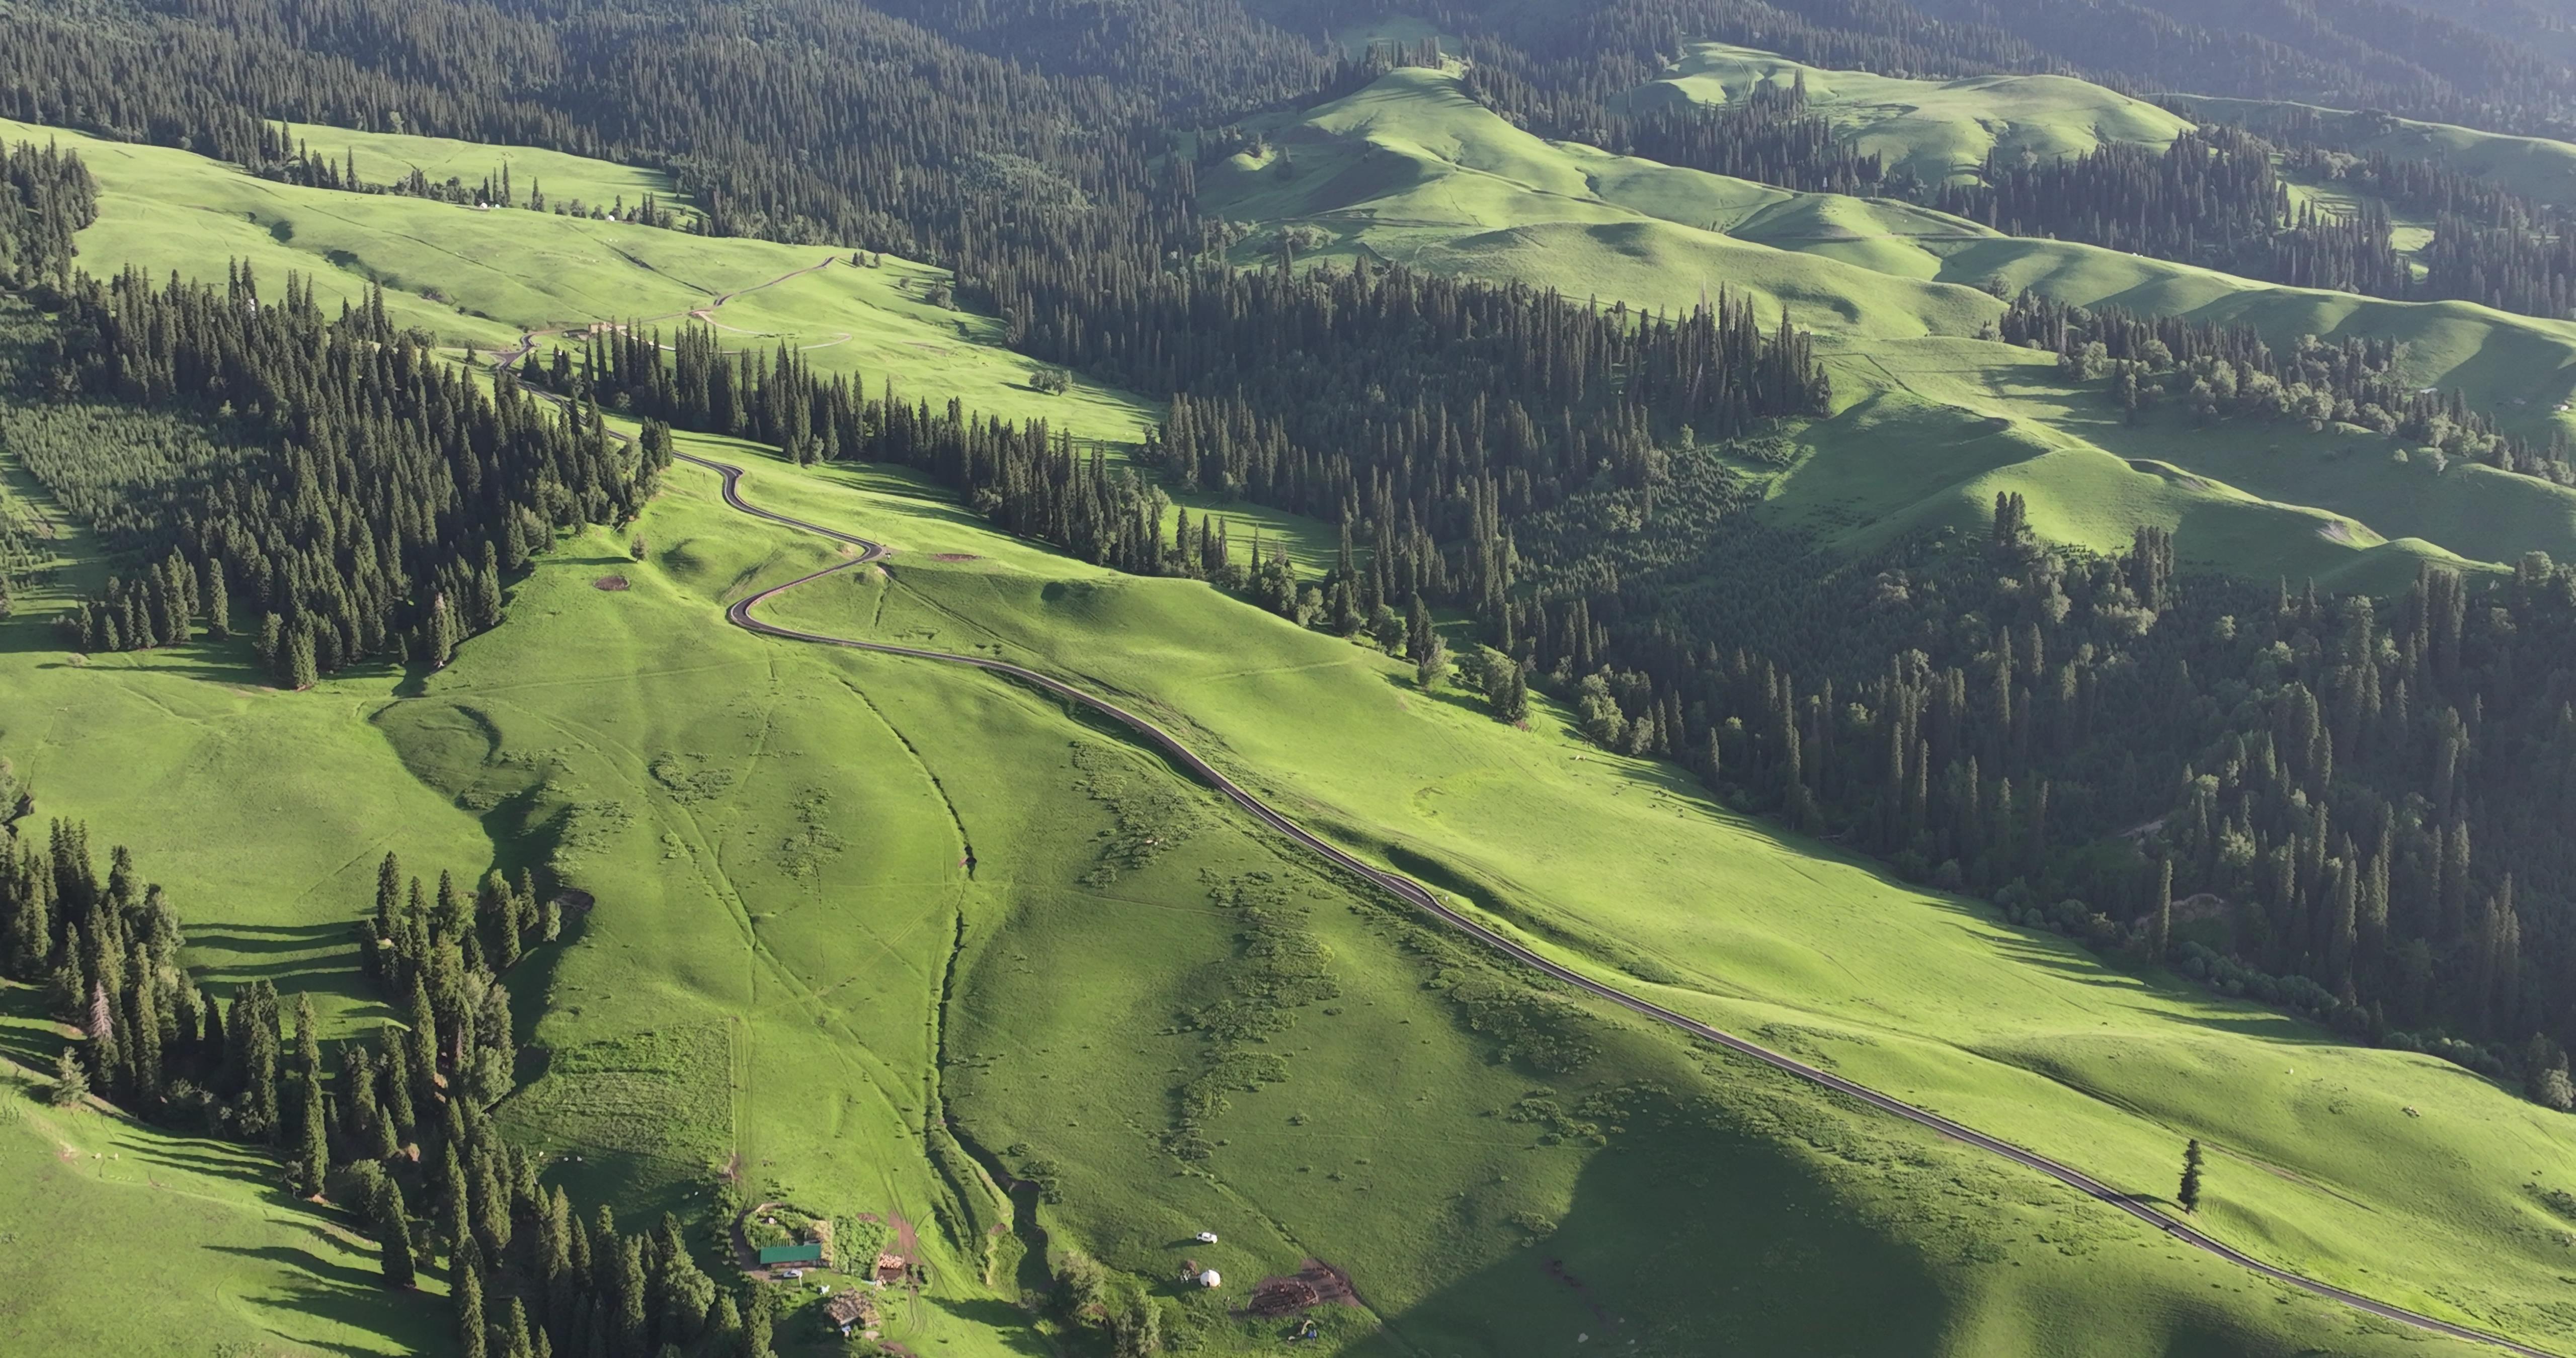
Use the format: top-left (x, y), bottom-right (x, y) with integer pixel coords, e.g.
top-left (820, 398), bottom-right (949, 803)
top-left (669, 445), bottom-right (2551, 1358)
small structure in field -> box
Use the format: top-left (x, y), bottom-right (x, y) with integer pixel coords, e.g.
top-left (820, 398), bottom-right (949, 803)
top-left (1198, 1268), bottom-right (1223, 1289)
top-left (759, 1242), bottom-right (826, 1268)
top-left (824, 1289), bottom-right (879, 1336)
top-left (874, 1251), bottom-right (907, 1281)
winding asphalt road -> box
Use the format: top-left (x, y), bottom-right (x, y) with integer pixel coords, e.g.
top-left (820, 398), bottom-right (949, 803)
top-left (672, 446), bottom-right (2549, 1358)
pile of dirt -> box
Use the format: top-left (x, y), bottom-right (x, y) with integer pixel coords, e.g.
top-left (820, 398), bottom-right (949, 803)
top-left (1246, 1259), bottom-right (1359, 1316)
top-left (593, 574), bottom-right (630, 591)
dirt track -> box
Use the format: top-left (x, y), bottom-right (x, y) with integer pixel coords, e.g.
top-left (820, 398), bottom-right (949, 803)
top-left (653, 443), bottom-right (2555, 1358)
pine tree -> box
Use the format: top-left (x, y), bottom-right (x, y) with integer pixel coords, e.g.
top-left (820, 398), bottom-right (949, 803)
top-left (378, 1177), bottom-right (419, 1289)
top-left (502, 1298), bottom-right (536, 1358)
top-left (47, 1044), bottom-right (87, 1106)
top-left (2152, 857), bottom-right (2175, 960)
top-left (285, 626), bottom-right (318, 690)
top-left (456, 1238), bottom-right (490, 1358)
top-left (293, 1068), bottom-right (330, 1195)
top-left (2178, 1138), bottom-right (2206, 1213)
top-left (1416, 632), bottom-right (1448, 692)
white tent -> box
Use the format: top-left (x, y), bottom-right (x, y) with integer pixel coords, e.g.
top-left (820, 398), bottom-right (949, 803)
top-left (1198, 1269), bottom-right (1222, 1289)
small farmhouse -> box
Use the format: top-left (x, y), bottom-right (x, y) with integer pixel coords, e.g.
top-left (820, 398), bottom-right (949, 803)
top-left (823, 1290), bottom-right (878, 1335)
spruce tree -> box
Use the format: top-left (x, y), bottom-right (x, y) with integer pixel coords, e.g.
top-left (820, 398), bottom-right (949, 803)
top-left (293, 1068), bottom-right (330, 1195)
top-left (285, 626), bottom-right (318, 690)
top-left (2178, 1138), bottom-right (2206, 1213)
top-left (1415, 632), bottom-right (1448, 692)
top-left (47, 1044), bottom-right (86, 1106)
top-left (456, 1238), bottom-right (489, 1358)
top-left (378, 1177), bottom-right (419, 1288)
top-left (2152, 858), bottom-right (2175, 960)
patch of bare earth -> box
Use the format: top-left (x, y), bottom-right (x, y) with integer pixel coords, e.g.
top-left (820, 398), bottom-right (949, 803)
top-left (593, 574), bottom-right (630, 591)
top-left (1246, 1259), bottom-right (1361, 1317)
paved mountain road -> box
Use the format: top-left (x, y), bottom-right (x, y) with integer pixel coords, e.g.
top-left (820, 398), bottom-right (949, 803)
top-left (671, 447), bottom-right (2550, 1358)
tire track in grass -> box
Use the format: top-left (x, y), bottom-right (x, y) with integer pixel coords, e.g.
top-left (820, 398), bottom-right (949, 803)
top-left (668, 447), bottom-right (2560, 1358)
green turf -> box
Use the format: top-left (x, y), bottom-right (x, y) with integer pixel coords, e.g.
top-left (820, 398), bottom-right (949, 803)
top-left (1199, 66), bottom-right (2576, 586)
top-left (1629, 43), bottom-right (2194, 185)
top-left (0, 114), bottom-right (1344, 576)
top-left (0, 411), bottom-right (2531, 1354)
top-left (742, 442), bottom-right (2576, 1351)
top-left (2166, 96), bottom-right (2576, 211)
top-left (0, 990), bottom-right (454, 1356)
top-left (5, 112), bottom-right (2575, 1358)
top-left (272, 121), bottom-right (701, 226)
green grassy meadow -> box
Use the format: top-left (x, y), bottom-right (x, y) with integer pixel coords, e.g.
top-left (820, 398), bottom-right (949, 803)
top-left (748, 443), bottom-right (2576, 1352)
top-left (0, 992), bottom-right (454, 1356)
top-left (1199, 65), bottom-right (2576, 590)
top-left (6, 98), bottom-right (2576, 1358)
top-left (2166, 96), bottom-right (2576, 211)
top-left (1628, 42), bottom-right (2194, 184)
top-left (7, 415), bottom-right (2534, 1355)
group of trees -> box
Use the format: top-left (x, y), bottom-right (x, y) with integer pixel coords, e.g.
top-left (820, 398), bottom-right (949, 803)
top-left (355, 855), bottom-right (550, 1120)
top-left (530, 324), bottom-right (1188, 577)
top-left (1998, 289), bottom-right (2570, 480)
top-left (0, 755), bottom-right (769, 1358)
top-left (1463, 64), bottom-right (1898, 198)
top-left (5, 156), bottom-right (661, 685)
top-left (1008, 257), bottom-right (1826, 641)
top-left (1920, 127), bottom-right (2409, 299)
top-left (341, 855), bottom-right (767, 1358)
top-left (0, 804), bottom-right (313, 1142)
top-left (1489, 455), bottom-right (2576, 1096)
top-left (252, 124), bottom-right (683, 226)
top-left (0, 137), bottom-right (92, 292)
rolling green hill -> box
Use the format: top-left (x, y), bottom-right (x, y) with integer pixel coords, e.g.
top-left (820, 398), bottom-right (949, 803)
top-left (6, 106), bottom-right (2576, 1358)
top-left (0, 995), bottom-right (454, 1356)
top-left (2165, 96), bottom-right (2576, 212)
top-left (1200, 65), bottom-right (2576, 592)
top-left (1626, 42), bottom-right (2195, 185)
top-left (0, 403), bottom-right (2547, 1356)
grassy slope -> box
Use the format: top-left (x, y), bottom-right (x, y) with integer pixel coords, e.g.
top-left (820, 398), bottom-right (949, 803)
top-left (8, 401), bottom-right (2492, 1355)
top-left (0, 992), bottom-right (454, 1356)
top-left (1201, 67), bottom-right (2576, 591)
top-left (2165, 95), bottom-right (2576, 211)
top-left (0, 114), bottom-right (2568, 1356)
top-left (752, 445), bottom-right (2576, 1350)
top-left (0, 114), bottom-right (1340, 576)
top-left (1626, 42), bottom-right (2193, 184)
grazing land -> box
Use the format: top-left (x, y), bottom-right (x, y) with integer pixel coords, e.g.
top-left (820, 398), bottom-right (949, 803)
top-left (7, 23), bottom-right (2576, 1358)
top-left (1200, 65), bottom-right (2576, 591)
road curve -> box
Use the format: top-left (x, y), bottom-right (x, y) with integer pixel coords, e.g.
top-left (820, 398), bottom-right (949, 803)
top-left (672, 446), bottom-right (2551, 1358)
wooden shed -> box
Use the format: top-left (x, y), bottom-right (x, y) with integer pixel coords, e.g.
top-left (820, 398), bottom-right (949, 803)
top-left (758, 1242), bottom-right (826, 1267)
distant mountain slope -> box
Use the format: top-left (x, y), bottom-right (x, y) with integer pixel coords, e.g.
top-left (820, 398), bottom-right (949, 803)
top-left (1626, 42), bottom-right (2195, 184)
top-left (2166, 95), bottom-right (2576, 210)
top-left (1201, 65), bottom-right (2576, 591)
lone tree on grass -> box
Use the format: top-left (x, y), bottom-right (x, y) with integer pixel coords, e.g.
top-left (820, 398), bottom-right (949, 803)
top-left (47, 1047), bottom-right (87, 1106)
top-left (2178, 1138), bottom-right (2206, 1213)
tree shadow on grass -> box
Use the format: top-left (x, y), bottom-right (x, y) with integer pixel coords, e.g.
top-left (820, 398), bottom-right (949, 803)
top-left (124, 1135), bottom-right (283, 1186)
top-left (208, 1245), bottom-right (450, 1357)
top-left (924, 1296), bottom-right (1051, 1354)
